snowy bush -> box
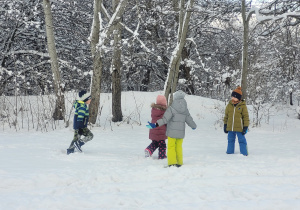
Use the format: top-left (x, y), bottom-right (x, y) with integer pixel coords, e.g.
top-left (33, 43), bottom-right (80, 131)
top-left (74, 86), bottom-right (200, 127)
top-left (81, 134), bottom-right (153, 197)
top-left (0, 92), bottom-right (76, 132)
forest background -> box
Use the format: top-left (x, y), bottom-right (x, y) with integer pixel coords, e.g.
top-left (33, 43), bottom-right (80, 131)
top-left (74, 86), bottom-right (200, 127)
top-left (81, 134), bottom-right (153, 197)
top-left (1, 0), bottom-right (300, 131)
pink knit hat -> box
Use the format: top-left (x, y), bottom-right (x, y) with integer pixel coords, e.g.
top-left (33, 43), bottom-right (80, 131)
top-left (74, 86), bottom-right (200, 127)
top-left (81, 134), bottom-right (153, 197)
top-left (156, 95), bottom-right (167, 106)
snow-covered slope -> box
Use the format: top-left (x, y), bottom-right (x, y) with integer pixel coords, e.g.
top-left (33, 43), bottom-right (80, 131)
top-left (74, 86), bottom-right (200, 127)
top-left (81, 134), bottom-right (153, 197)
top-left (1, 91), bottom-right (300, 210)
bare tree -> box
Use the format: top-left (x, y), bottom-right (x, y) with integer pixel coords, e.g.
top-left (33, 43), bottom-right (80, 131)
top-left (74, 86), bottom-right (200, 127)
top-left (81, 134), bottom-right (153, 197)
top-left (252, 0), bottom-right (300, 104)
top-left (111, 0), bottom-right (123, 122)
top-left (89, 0), bottom-right (102, 124)
top-left (256, 0), bottom-right (300, 26)
top-left (0, 23), bottom-right (19, 96)
top-left (164, 0), bottom-right (194, 104)
top-left (43, 0), bottom-right (65, 120)
top-left (238, 0), bottom-right (300, 101)
top-left (241, 0), bottom-right (254, 100)
top-left (89, 0), bottom-right (128, 124)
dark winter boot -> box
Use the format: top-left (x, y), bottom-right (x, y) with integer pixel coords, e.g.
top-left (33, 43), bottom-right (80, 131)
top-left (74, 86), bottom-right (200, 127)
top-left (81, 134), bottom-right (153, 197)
top-left (74, 141), bottom-right (82, 152)
top-left (79, 140), bottom-right (85, 147)
top-left (168, 164), bottom-right (182, 168)
top-left (67, 148), bottom-right (74, 155)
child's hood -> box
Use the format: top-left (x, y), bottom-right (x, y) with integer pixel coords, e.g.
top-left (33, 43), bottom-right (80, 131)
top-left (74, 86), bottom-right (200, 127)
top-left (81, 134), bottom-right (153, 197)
top-left (151, 103), bottom-right (167, 111)
top-left (173, 90), bottom-right (186, 100)
top-left (170, 90), bottom-right (187, 113)
top-left (171, 98), bottom-right (187, 114)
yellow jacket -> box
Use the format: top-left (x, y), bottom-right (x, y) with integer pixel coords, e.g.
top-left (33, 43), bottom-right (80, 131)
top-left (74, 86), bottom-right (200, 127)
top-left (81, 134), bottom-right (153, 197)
top-left (224, 100), bottom-right (249, 132)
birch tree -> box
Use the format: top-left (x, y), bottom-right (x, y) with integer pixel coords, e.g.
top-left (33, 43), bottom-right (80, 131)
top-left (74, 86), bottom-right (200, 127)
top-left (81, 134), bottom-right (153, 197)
top-left (164, 0), bottom-right (194, 104)
top-left (43, 0), bottom-right (65, 120)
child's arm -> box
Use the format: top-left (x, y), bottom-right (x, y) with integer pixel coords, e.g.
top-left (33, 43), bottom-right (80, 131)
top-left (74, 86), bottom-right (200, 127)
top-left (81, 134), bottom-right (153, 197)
top-left (77, 106), bottom-right (87, 128)
top-left (185, 110), bottom-right (197, 129)
top-left (157, 107), bottom-right (173, 126)
top-left (242, 105), bottom-right (250, 127)
top-left (223, 105), bottom-right (229, 124)
top-left (223, 105), bottom-right (229, 133)
top-left (77, 107), bottom-right (86, 122)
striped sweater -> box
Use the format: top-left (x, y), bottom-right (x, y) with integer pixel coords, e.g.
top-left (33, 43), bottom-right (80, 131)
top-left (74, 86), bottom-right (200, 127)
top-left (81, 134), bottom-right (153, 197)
top-left (73, 100), bottom-right (89, 129)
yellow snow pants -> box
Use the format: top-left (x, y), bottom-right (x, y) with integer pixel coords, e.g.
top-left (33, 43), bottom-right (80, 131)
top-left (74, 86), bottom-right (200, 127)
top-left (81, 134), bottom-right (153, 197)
top-left (167, 137), bottom-right (183, 166)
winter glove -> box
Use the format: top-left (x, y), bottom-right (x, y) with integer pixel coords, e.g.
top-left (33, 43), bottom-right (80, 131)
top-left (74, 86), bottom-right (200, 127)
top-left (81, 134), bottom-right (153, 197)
top-left (224, 124), bottom-right (228, 133)
top-left (242, 126), bottom-right (248, 135)
top-left (146, 121), bottom-right (158, 129)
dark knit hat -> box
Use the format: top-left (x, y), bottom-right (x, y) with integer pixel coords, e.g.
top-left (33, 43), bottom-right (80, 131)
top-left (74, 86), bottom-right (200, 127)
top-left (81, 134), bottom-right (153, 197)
top-left (79, 90), bottom-right (91, 102)
top-left (231, 86), bottom-right (242, 100)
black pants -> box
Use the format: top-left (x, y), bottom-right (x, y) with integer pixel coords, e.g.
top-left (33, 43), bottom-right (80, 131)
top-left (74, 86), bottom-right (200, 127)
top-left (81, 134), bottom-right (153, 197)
top-left (146, 140), bottom-right (167, 159)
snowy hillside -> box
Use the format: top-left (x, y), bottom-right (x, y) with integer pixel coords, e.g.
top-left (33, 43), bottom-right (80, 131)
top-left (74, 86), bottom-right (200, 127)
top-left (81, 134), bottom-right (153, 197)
top-left (1, 91), bottom-right (300, 210)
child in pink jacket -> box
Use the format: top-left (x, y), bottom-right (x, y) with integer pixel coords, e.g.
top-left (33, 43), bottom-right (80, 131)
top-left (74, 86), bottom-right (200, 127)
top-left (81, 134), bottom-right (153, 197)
top-left (145, 95), bottom-right (167, 159)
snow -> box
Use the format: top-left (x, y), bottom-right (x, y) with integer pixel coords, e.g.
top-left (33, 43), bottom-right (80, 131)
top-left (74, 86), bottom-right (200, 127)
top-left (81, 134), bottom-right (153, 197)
top-left (297, 106), bottom-right (300, 115)
top-left (252, 4), bottom-right (300, 23)
top-left (1, 91), bottom-right (300, 210)
top-left (222, 73), bottom-right (231, 82)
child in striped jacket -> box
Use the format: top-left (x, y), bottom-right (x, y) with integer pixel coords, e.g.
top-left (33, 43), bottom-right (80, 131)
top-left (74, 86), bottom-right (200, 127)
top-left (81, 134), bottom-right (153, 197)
top-left (67, 90), bottom-right (93, 154)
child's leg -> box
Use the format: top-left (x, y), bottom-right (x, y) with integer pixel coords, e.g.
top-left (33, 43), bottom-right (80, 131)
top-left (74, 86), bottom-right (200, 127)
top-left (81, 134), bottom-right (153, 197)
top-left (68, 129), bottom-right (80, 149)
top-left (81, 127), bottom-right (94, 143)
top-left (237, 132), bottom-right (248, 156)
top-left (175, 138), bottom-right (183, 165)
top-left (158, 140), bottom-right (166, 159)
top-left (146, 141), bottom-right (159, 156)
top-left (226, 131), bottom-right (236, 154)
top-left (167, 137), bottom-right (177, 165)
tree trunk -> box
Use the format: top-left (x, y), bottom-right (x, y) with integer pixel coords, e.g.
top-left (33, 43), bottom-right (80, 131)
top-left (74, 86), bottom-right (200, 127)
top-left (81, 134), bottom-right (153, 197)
top-left (111, 0), bottom-right (123, 122)
top-left (90, 53), bottom-right (103, 124)
top-left (90, 0), bottom-right (102, 57)
top-left (290, 92), bottom-right (293, 106)
top-left (43, 0), bottom-right (65, 120)
top-left (169, 0), bottom-right (185, 105)
top-left (181, 46), bottom-right (194, 95)
top-left (89, 0), bottom-right (102, 124)
top-left (241, 0), bottom-right (249, 100)
top-left (89, 0), bottom-right (128, 124)
top-left (140, 68), bottom-right (151, 91)
top-left (164, 0), bottom-right (194, 104)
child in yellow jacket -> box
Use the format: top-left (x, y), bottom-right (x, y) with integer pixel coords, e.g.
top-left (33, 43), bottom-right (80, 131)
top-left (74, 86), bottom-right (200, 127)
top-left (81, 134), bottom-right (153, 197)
top-left (223, 86), bottom-right (249, 156)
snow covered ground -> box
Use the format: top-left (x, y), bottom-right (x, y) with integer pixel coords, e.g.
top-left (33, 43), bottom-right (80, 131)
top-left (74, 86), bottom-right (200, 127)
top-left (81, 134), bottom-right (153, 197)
top-left (1, 91), bottom-right (300, 210)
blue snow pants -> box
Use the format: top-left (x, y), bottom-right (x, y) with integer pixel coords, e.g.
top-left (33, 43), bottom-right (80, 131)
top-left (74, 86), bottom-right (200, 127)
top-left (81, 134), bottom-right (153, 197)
top-left (226, 131), bottom-right (248, 156)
